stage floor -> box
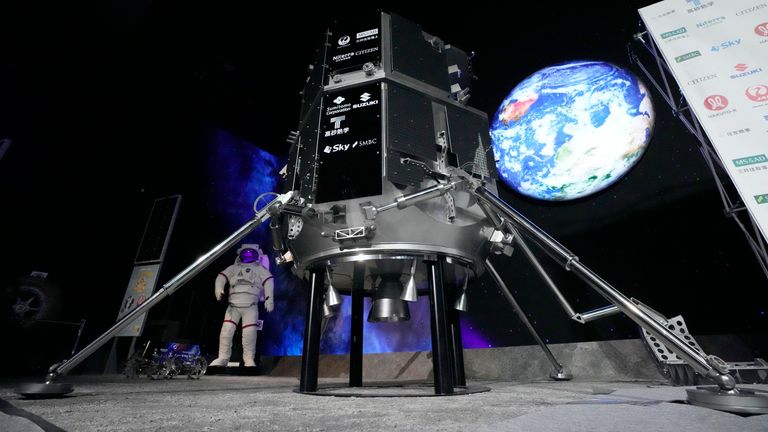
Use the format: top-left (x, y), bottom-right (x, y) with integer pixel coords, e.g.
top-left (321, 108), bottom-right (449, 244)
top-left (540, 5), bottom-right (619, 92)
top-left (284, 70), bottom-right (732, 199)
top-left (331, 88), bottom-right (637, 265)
top-left (1, 375), bottom-right (766, 431)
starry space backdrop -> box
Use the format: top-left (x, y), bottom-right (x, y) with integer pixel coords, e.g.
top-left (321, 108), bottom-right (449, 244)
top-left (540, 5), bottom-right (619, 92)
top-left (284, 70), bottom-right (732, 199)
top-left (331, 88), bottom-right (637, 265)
top-left (0, 1), bottom-right (766, 371)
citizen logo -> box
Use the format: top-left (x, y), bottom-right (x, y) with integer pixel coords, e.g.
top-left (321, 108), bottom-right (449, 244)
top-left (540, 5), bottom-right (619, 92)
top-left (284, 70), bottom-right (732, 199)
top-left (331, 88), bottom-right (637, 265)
top-left (735, 3), bottom-right (767, 16)
top-left (687, 74), bottom-right (717, 85)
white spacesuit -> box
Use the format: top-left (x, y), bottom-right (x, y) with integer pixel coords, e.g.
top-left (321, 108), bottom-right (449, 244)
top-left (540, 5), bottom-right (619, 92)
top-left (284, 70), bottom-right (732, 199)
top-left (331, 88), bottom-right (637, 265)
top-left (210, 244), bottom-right (274, 367)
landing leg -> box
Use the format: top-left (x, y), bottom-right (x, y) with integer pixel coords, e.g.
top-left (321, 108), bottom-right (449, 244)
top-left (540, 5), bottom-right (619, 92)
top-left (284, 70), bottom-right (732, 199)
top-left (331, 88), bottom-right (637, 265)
top-left (299, 269), bottom-right (325, 393)
top-left (485, 259), bottom-right (572, 381)
top-left (426, 257), bottom-right (454, 395)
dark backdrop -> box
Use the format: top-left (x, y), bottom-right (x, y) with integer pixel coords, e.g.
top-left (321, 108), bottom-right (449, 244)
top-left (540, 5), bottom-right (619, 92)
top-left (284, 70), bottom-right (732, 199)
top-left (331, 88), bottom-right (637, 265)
top-left (1, 1), bottom-right (765, 374)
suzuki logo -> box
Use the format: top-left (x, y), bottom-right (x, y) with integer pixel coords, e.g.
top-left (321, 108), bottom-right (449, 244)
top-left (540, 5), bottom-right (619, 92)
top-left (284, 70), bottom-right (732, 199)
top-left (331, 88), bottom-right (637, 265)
top-left (338, 35), bottom-right (350, 46)
top-left (756, 22), bottom-right (768, 36)
top-left (735, 63), bottom-right (748, 72)
top-left (704, 95), bottom-right (728, 111)
top-left (745, 85), bottom-right (768, 102)
top-left (359, 92), bottom-right (371, 102)
top-left (333, 96), bottom-right (345, 104)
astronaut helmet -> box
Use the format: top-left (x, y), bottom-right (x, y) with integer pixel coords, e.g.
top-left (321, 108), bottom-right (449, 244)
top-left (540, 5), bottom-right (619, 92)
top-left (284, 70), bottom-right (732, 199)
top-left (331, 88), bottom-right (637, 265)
top-left (237, 244), bottom-right (261, 264)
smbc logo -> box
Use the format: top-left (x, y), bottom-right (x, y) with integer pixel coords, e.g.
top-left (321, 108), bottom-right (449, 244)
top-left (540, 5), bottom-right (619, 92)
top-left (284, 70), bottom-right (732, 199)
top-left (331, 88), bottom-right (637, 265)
top-left (755, 194), bottom-right (768, 205)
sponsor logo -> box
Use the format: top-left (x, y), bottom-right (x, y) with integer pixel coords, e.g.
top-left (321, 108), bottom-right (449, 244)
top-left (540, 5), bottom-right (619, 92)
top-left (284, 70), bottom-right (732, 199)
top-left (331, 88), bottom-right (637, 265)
top-left (730, 63), bottom-right (763, 79)
top-left (322, 138), bottom-right (377, 154)
top-left (710, 38), bottom-right (741, 52)
top-left (736, 3), bottom-right (767, 16)
top-left (359, 92), bottom-right (371, 102)
top-left (755, 193), bottom-right (768, 205)
top-left (687, 74), bottom-right (717, 85)
top-left (661, 27), bottom-right (687, 38)
top-left (675, 51), bottom-right (701, 62)
top-left (725, 127), bottom-right (752, 137)
top-left (356, 28), bottom-right (378, 39)
top-left (687, 0), bottom-right (714, 13)
top-left (331, 47), bottom-right (379, 63)
top-left (733, 154), bottom-right (768, 167)
top-left (697, 16), bottom-right (726, 28)
top-left (756, 22), bottom-right (768, 36)
top-left (651, 9), bottom-right (676, 19)
top-left (353, 138), bottom-right (377, 148)
top-left (338, 35), bottom-right (350, 46)
top-left (333, 96), bottom-right (345, 104)
top-left (353, 99), bottom-right (379, 109)
top-left (323, 143), bottom-right (349, 154)
top-left (704, 94), bottom-right (728, 111)
top-left (745, 84), bottom-right (768, 102)
top-left (330, 115), bottom-right (345, 129)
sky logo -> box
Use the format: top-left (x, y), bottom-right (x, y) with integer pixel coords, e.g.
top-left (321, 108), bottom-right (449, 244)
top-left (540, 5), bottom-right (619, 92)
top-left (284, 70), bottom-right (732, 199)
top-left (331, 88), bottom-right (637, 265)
top-left (710, 39), bottom-right (741, 52)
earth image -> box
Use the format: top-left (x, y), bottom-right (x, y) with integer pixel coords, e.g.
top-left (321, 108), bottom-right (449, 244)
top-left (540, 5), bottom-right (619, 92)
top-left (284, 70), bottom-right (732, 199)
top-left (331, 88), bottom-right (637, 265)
top-left (490, 60), bottom-right (654, 201)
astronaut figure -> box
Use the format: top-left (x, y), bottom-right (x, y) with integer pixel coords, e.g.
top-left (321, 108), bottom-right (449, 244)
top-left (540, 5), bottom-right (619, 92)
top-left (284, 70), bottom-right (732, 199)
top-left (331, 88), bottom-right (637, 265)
top-left (209, 244), bottom-right (274, 367)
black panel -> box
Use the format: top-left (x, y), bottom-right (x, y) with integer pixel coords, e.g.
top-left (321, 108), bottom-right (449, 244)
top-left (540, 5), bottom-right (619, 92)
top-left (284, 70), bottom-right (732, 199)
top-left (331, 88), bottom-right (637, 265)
top-left (328, 13), bottom-right (382, 76)
top-left (315, 83), bottom-right (383, 203)
top-left (446, 105), bottom-right (497, 178)
top-left (295, 99), bottom-right (322, 199)
top-left (300, 43), bottom-right (329, 122)
top-left (135, 195), bottom-right (180, 264)
top-left (387, 149), bottom-right (425, 187)
top-left (387, 83), bottom-right (436, 161)
top-left (391, 14), bottom-right (450, 92)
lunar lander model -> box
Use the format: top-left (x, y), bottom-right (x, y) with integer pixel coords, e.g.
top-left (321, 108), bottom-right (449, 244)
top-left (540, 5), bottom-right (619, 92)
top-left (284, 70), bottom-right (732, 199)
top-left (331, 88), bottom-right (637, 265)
top-left (18, 11), bottom-right (766, 414)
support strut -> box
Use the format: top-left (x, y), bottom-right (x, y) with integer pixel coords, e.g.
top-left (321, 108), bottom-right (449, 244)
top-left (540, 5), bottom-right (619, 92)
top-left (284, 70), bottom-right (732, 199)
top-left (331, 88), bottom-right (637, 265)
top-left (473, 186), bottom-right (736, 391)
top-left (485, 259), bottom-right (571, 381)
top-left (15, 192), bottom-right (295, 397)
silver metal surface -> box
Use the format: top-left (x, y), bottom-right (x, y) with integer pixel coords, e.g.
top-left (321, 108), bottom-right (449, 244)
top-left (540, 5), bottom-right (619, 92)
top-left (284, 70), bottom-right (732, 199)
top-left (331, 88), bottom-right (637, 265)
top-left (46, 192), bottom-right (294, 378)
top-left (400, 259), bottom-right (418, 302)
top-left (453, 270), bottom-right (469, 312)
top-left (325, 268), bottom-right (342, 307)
top-left (485, 259), bottom-right (570, 380)
top-left (15, 382), bottom-right (74, 398)
top-left (576, 305), bottom-right (621, 323)
top-left (687, 386), bottom-right (768, 414)
top-left (474, 186), bottom-right (736, 391)
top-left (508, 224), bottom-right (577, 319)
top-left (640, 313), bottom-right (698, 365)
top-left (549, 370), bottom-right (573, 381)
top-left (368, 275), bottom-right (411, 322)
